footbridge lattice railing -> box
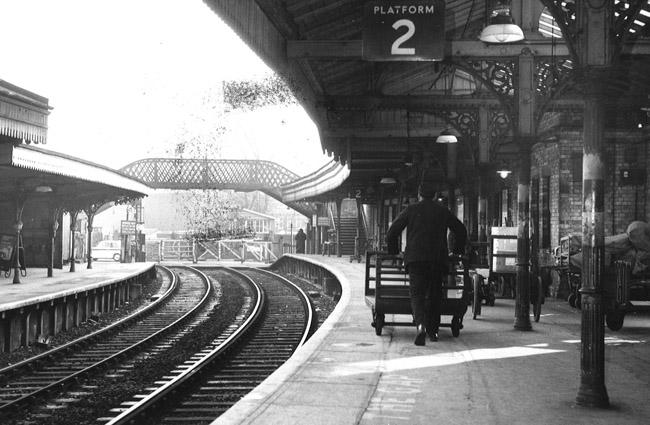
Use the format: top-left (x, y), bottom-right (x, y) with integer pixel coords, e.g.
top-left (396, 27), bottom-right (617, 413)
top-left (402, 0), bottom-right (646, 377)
top-left (120, 158), bottom-right (315, 216)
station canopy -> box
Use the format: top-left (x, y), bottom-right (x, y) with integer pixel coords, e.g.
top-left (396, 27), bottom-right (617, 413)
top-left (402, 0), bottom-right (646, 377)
top-left (1, 78), bottom-right (149, 207)
top-left (0, 144), bottom-right (150, 206)
top-left (208, 1), bottom-right (650, 203)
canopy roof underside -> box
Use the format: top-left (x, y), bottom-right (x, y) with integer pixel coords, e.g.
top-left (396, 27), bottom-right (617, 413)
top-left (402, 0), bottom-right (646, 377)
top-left (208, 0), bottom-right (650, 202)
top-left (0, 144), bottom-right (150, 207)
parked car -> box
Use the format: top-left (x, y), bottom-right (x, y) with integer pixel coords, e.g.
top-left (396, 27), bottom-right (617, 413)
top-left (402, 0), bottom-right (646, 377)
top-left (92, 240), bottom-right (121, 262)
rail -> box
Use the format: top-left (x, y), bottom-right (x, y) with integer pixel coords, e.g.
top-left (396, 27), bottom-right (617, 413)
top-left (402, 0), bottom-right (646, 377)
top-left (105, 266), bottom-right (314, 424)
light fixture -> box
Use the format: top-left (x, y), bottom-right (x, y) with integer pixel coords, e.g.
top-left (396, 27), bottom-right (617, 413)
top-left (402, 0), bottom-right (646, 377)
top-left (35, 185), bottom-right (53, 193)
top-left (497, 169), bottom-right (512, 179)
top-left (436, 129), bottom-right (458, 144)
top-left (479, 2), bottom-right (525, 43)
top-left (404, 154), bottom-right (414, 167)
top-left (379, 176), bottom-right (397, 185)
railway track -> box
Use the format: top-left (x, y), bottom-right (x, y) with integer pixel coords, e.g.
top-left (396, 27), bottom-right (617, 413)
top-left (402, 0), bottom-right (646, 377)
top-left (103, 266), bottom-right (316, 425)
top-left (0, 265), bottom-right (211, 421)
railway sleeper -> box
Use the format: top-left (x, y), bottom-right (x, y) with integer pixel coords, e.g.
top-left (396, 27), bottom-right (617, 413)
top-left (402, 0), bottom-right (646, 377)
top-left (171, 407), bottom-right (225, 413)
top-left (198, 385), bottom-right (257, 391)
top-left (161, 416), bottom-right (217, 422)
top-left (181, 400), bottom-right (237, 406)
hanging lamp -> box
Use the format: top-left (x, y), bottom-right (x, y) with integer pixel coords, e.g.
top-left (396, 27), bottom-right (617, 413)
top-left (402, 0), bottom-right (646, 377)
top-left (479, 1), bottom-right (524, 43)
top-left (435, 129), bottom-right (458, 144)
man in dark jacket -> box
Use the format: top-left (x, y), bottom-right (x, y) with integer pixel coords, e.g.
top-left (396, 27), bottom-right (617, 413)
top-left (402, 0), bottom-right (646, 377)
top-left (386, 177), bottom-right (467, 346)
top-left (295, 228), bottom-right (307, 254)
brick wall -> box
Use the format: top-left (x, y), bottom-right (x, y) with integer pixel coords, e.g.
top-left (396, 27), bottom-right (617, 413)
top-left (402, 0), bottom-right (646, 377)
top-left (532, 130), bottom-right (648, 248)
top-left (606, 133), bottom-right (648, 235)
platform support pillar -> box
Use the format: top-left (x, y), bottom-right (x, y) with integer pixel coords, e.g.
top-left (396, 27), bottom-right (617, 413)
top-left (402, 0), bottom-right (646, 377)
top-left (576, 84), bottom-right (609, 408)
top-left (447, 142), bottom-right (457, 215)
top-left (12, 192), bottom-right (26, 284)
top-left (48, 204), bottom-right (61, 278)
top-left (573, 0), bottom-right (614, 406)
top-left (514, 47), bottom-right (536, 331)
top-left (69, 210), bottom-right (79, 273)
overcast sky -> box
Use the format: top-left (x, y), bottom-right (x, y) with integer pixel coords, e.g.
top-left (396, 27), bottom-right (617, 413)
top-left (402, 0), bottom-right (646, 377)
top-left (1, 0), bottom-right (327, 175)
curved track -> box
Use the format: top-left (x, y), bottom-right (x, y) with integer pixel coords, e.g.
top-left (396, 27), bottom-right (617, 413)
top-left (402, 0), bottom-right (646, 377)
top-left (104, 266), bottom-right (315, 425)
top-left (0, 265), bottom-right (211, 419)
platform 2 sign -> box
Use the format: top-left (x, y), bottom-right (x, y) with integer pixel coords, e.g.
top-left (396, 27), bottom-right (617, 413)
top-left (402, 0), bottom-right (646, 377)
top-left (363, 1), bottom-right (445, 61)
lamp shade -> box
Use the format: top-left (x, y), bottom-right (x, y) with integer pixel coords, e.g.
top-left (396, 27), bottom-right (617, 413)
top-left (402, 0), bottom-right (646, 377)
top-left (436, 129), bottom-right (458, 144)
top-left (35, 185), bottom-right (53, 193)
top-left (497, 169), bottom-right (512, 179)
top-left (479, 3), bottom-right (524, 43)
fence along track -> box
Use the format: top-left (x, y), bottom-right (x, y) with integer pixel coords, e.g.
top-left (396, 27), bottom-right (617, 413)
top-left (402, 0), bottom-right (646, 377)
top-left (103, 266), bottom-right (315, 425)
top-left (0, 266), bottom-right (211, 417)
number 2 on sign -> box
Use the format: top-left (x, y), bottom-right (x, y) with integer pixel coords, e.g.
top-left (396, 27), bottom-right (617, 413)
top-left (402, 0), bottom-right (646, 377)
top-left (391, 19), bottom-right (415, 55)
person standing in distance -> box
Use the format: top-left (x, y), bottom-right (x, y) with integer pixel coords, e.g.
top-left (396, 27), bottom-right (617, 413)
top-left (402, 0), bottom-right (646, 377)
top-left (295, 228), bottom-right (307, 254)
top-left (386, 174), bottom-right (467, 346)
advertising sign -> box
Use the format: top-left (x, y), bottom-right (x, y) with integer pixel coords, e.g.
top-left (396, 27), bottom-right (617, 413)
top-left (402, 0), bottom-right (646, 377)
top-left (0, 234), bottom-right (15, 261)
top-left (363, 1), bottom-right (445, 61)
top-left (121, 220), bottom-right (136, 235)
top-left (317, 217), bottom-right (330, 227)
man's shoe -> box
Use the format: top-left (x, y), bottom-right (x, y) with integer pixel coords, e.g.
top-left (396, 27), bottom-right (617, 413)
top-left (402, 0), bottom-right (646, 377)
top-left (414, 324), bottom-right (426, 346)
top-left (427, 328), bottom-right (438, 342)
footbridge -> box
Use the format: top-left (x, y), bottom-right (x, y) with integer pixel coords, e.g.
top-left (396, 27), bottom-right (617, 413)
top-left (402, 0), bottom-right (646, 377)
top-left (119, 158), bottom-right (349, 216)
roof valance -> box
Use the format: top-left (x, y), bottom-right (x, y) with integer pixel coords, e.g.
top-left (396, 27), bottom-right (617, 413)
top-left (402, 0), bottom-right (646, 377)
top-left (0, 80), bottom-right (50, 144)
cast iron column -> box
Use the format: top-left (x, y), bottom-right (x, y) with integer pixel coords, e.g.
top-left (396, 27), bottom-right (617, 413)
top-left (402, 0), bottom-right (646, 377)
top-left (514, 138), bottom-right (532, 330)
top-left (514, 47), bottom-right (535, 331)
top-left (86, 212), bottom-right (95, 269)
top-left (47, 204), bottom-right (60, 278)
top-left (530, 176), bottom-right (540, 288)
top-left (447, 142), bottom-right (457, 215)
top-left (574, 0), bottom-right (613, 406)
top-left (13, 193), bottom-right (26, 284)
top-left (576, 84), bottom-right (609, 408)
top-left (69, 210), bottom-right (79, 273)
top-left (478, 165), bottom-right (488, 245)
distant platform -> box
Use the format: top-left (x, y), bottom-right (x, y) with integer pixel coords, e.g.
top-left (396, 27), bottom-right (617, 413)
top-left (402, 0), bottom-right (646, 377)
top-left (0, 262), bottom-right (155, 312)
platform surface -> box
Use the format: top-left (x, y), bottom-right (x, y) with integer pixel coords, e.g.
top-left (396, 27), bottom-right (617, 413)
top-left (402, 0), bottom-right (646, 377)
top-left (215, 254), bottom-right (650, 425)
top-left (0, 262), bottom-right (155, 312)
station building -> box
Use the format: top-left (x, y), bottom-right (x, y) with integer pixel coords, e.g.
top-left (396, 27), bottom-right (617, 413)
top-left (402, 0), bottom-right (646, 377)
top-left (0, 79), bottom-right (149, 282)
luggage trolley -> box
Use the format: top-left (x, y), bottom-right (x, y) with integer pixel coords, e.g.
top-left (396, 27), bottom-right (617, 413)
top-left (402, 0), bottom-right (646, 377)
top-left (489, 228), bottom-right (545, 322)
top-left (364, 251), bottom-right (471, 337)
top-left (602, 261), bottom-right (650, 330)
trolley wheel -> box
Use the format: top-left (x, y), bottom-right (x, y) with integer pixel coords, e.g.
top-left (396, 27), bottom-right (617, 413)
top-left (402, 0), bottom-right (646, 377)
top-left (451, 317), bottom-right (461, 337)
top-left (373, 310), bottom-right (385, 336)
top-left (606, 311), bottom-right (625, 331)
top-left (533, 276), bottom-right (543, 322)
top-left (472, 274), bottom-right (482, 319)
top-left (568, 293), bottom-right (577, 308)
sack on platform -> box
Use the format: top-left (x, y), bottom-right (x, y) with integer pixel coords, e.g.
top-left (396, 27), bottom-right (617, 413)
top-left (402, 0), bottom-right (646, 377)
top-left (627, 221), bottom-right (650, 252)
top-left (605, 233), bottom-right (633, 255)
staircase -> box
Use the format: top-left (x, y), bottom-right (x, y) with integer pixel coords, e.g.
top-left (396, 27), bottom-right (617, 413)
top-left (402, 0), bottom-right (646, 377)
top-left (338, 215), bottom-right (365, 256)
